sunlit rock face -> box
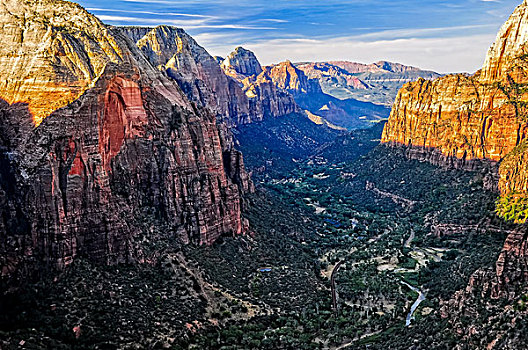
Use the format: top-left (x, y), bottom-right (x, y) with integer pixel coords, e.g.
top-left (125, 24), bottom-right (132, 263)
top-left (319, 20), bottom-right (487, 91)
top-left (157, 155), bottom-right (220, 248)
top-left (296, 62), bottom-right (370, 90)
top-left (221, 47), bottom-right (263, 80)
top-left (329, 60), bottom-right (430, 74)
top-left (382, 74), bottom-right (522, 164)
top-left (0, 0), bottom-right (250, 284)
top-left (481, 0), bottom-right (528, 84)
top-left (381, 0), bottom-right (528, 304)
top-left (123, 28), bottom-right (300, 125)
top-left (382, 0), bottom-right (528, 210)
top-left (0, 0), bottom-right (126, 126)
top-left (122, 26), bottom-right (254, 125)
top-left (218, 47), bottom-right (300, 120)
top-left (261, 61), bottom-right (322, 96)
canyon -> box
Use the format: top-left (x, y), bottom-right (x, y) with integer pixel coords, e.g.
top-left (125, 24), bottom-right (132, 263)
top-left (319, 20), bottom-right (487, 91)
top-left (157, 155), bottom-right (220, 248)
top-left (296, 60), bottom-right (441, 106)
top-left (1, 0), bottom-right (528, 349)
top-left (381, 0), bottom-right (528, 215)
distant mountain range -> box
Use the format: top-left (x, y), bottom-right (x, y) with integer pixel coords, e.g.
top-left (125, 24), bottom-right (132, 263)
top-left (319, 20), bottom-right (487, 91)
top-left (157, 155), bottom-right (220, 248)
top-left (217, 49), bottom-right (440, 130)
top-left (296, 60), bottom-right (441, 106)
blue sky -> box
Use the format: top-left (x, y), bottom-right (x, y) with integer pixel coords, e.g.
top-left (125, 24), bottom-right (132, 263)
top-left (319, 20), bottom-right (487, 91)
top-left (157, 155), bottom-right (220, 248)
top-left (76, 0), bottom-right (522, 73)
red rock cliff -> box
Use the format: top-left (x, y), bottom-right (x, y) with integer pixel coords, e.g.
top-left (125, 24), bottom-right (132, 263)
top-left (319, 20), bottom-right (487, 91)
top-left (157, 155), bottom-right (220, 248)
top-left (382, 0), bottom-right (528, 305)
top-left (0, 0), bottom-right (249, 284)
top-left (219, 47), bottom-right (300, 119)
top-left (382, 0), bottom-right (528, 218)
top-left (122, 26), bottom-right (255, 126)
top-left (123, 29), bottom-right (299, 125)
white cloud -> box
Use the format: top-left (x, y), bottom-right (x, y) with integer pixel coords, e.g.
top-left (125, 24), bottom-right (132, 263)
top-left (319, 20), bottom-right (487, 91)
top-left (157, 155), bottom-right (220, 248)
top-left (348, 24), bottom-right (497, 41)
top-left (87, 7), bottom-right (217, 19)
top-left (97, 14), bottom-right (276, 30)
top-left (97, 15), bottom-right (209, 26)
top-left (258, 18), bottom-right (289, 23)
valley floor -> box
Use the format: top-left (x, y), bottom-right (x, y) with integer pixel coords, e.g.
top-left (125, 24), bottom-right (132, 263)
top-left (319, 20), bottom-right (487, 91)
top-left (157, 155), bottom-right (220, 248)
top-left (1, 128), bottom-right (527, 349)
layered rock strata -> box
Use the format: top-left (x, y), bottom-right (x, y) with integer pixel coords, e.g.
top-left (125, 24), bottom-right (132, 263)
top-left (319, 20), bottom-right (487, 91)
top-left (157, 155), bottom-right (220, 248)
top-left (121, 26), bottom-right (255, 126)
top-left (221, 47), bottom-right (263, 80)
top-left (260, 60), bottom-right (322, 96)
top-left (219, 47), bottom-right (300, 119)
top-left (0, 0), bottom-right (249, 285)
top-left (382, 0), bottom-right (528, 215)
top-left (0, 0), bottom-right (125, 126)
top-left (123, 31), bottom-right (299, 125)
top-left (382, 0), bottom-right (528, 327)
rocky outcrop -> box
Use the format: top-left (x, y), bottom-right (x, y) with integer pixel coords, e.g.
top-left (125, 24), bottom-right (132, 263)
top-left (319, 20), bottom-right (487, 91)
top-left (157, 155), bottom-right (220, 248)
top-left (382, 0), bottom-right (528, 216)
top-left (219, 51), bottom-right (392, 130)
top-left (261, 61), bottom-right (322, 96)
top-left (219, 48), bottom-right (300, 119)
top-left (382, 0), bottom-right (528, 330)
top-left (328, 60), bottom-right (435, 75)
top-left (493, 228), bottom-right (528, 297)
top-left (297, 62), bottom-right (369, 90)
top-left (213, 56), bottom-right (224, 65)
top-left (221, 47), bottom-right (263, 80)
top-left (296, 60), bottom-right (441, 106)
top-left (381, 74), bottom-right (522, 163)
top-left (0, 0), bottom-right (125, 126)
top-left (218, 48), bottom-right (390, 130)
top-left (436, 225), bottom-right (528, 348)
top-left (0, 0), bottom-right (250, 285)
top-left (243, 72), bottom-right (301, 119)
top-left (123, 31), bottom-right (301, 125)
top-left (121, 26), bottom-right (254, 126)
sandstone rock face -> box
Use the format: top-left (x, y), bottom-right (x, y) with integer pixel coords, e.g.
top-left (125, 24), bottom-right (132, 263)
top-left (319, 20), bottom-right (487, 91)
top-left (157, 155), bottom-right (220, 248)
top-left (328, 60), bottom-right (432, 75)
top-left (261, 61), bottom-right (322, 96)
top-left (493, 228), bottom-right (528, 297)
top-left (220, 52), bottom-right (393, 130)
top-left (324, 61), bottom-right (373, 74)
top-left (124, 30), bottom-right (299, 125)
top-left (436, 226), bottom-right (528, 347)
top-left (382, 0), bottom-right (528, 204)
top-left (295, 60), bottom-right (441, 107)
top-left (221, 47), bottom-right (263, 80)
top-left (0, 0), bottom-right (126, 126)
top-left (296, 62), bottom-right (369, 90)
top-left (213, 56), bottom-right (224, 65)
top-left (382, 74), bottom-right (523, 163)
top-left (219, 47), bottom-right (300, 120)
top-left (0, 0), bottom-right (249, 284)
top-left (243, 73), bottom-right (301, 119)
top-left (481, 0), bottom-right (528, 84)
top-left (370, 61), bottom-right (427, 74)
top-left (382, 0), bottom-right (528, 313)
top-left (121, 26), bottom-right (253, 126)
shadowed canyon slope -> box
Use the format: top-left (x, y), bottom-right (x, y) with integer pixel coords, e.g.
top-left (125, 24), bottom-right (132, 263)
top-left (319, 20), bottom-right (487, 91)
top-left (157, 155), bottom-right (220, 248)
top-left (120, 29), bottom-right (343, 177)
top-left (218, 48), bottom-right (440, 130)
top-left (121, 33), bottom-right (300, 125)
top-left (3, 0), bottom-right (528, 348)
top-left (0, 0), bottom-right (251, 283)
top-left (219, 48), bottom-right (387, 130)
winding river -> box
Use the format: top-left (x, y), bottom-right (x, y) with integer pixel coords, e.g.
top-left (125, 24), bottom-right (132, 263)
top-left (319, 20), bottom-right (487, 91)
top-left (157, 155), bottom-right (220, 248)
top-left (401, 281), bottom-right (426, 326)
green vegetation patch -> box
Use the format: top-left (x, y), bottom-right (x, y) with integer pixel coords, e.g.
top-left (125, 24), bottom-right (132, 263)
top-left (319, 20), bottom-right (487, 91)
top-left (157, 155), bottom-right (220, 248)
top-left (496, 192), bottom-right (528, 223)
